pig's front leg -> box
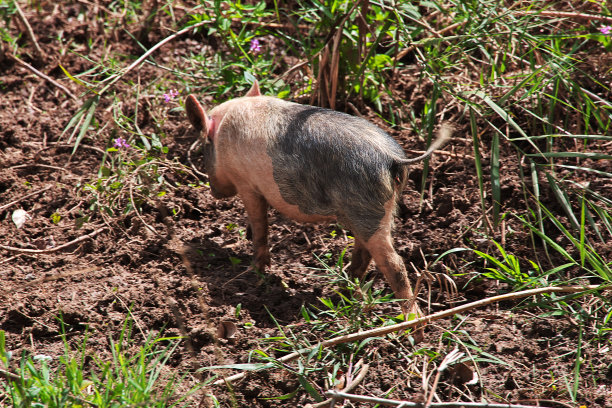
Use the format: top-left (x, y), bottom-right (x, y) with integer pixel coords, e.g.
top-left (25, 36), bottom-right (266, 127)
top-left (241, 191), bottom-right (271, 272)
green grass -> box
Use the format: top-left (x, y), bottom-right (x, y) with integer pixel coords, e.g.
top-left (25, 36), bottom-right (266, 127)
top-left (0, 319), bottom-right (204, 407)
top-left (199, 249), bottom-right (426, 403)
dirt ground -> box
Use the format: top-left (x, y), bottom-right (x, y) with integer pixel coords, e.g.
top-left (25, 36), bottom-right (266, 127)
top-left (1, 2), bottom-right (611, 407)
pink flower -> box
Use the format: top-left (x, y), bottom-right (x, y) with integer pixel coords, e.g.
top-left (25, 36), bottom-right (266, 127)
top-left (600, 25), bottom-right (612, 35)
top-left (163, 89), bottom-right (179, 103)
top-left (113, 138), bottom-right (130, 149)
top-left (249, 38), bottom-right (261, 53)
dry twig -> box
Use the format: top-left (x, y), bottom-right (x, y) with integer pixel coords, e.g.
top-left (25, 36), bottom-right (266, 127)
top-left (187, 139), bottom-right (208, 179)
top-left (0, 368), bottom-right (22, 382)
top-left (404, 148), bottom-right (470, 161)
top-left (0, 368), bottom-right (97, 407)
top-left (0, 226), bottom-right (108, 254)
top-left (100, 20), bottom-right (211, 91)
top-left (13, 1), bottom-right (43, 58)
top-left (325, 391), bottom-right (550, 407)
top-left (19, 267), bottom-right (99, 289)
top-left (0, 267), bottom-right (100, 298)
top-left (309, 363), bottom-right (370, 408)
top-left (9, 164), bottom-right (69, 172)
top-left (519, 10), bottom-right (612, 24)
top-left (0, 185), bottom-right (53, 211)
top-left (213, 285), bottom-right (604, 385)
top-left (7, 54), bottom-right (77, 100)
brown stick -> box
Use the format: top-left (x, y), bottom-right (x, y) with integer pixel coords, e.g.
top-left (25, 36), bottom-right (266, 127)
top-left (100, 20), bottom-right (211, 92)
top-left (395, 10), bottom-right (612, 63)
top-left (212, 285), bottom-right (603, 385)
top-left (404, 148), bottom-right (470, 161)
top-left (309, 363), bottom-right (370, 408)
top-left (0, 227), bottom-right (107, 254)
top-left (20, 267), bottom-right (99, 288)
top-left (0, 185), bottom-right (53, 211)
top-left (74, 0), bottom-right (119, 17)
top-left (13, 1), bottom-right (44, 58)
top-left (9, 164), bottom-right (69, 172)
top-left (0, 267), bottom-right (101, 299)
top-left (0, 368), bottom-right (22, 382)
top-left (0, 365), bottom-right (98, 407)
top-left (8, 54), bottom-right (78, 101)
top-left (187, 139), bottom-right (208, 179)
top-left (519, 10), bottom-right (612, 24)
top-left (325, 391), bottom-right (550, 408)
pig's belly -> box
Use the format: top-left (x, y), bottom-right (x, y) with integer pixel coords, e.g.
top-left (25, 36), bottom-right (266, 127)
top-left (263, 189), bottom-right (337, 224)
top-left (243, 158), bottom-right (338, 224)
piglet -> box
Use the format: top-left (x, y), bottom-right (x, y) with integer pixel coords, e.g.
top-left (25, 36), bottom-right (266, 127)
top-left (185, 81), bottom-right (450, 316)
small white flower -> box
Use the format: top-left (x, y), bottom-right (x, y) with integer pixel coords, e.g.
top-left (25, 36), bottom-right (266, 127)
top-left (33, 354), bottom-right (53, 362)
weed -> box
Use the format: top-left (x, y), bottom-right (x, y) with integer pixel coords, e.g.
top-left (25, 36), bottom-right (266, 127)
top-left (0, 317), bottom-right (204, 407)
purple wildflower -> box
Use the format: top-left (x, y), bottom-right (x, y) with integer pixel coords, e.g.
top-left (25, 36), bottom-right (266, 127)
top-left (249, 38), bottom-right (261, 53)
top-left (600, 25), bottom-right (612, 35)
top-left (163, 89), bottom-right (179, 103)
top-left (113, 137), bottom-right (130, 149)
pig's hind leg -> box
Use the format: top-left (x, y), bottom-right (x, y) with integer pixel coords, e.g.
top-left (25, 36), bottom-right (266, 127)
top-left (240, 191), bottom-right (271, 272)
top-left (347, 238), bottom-right (372, 281)
top-left (359, 201), bottom-right (421, 317)
top-left (367, 234), bottom-right (421, 317)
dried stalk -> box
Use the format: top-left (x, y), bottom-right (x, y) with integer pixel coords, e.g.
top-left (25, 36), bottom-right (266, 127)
top-left (520, 10), bottom-right (612, 23)
top-left (8, 54), bottom-right (77, 101)
top-left (213, 285), bottom-right (603, 386)
top-left (0, 226), bottom-right (108, 254)
top-left (0, 185), bottom-right (52, 211)
top-left (325, 390), bottom-right (550, 408)
top-left (99, 20), bottom-right (211, 93)
top-left (309, 363), bottom-right (370, 408)
top-left (13, 1), bottom-right (43, 57)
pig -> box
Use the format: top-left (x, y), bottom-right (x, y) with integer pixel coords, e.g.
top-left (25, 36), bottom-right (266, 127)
top-left (185, 80), bottom-right (451, 316)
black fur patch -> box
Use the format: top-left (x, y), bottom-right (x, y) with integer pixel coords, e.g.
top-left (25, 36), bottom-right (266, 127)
top-left (268, 103), bottom-right (406, 240)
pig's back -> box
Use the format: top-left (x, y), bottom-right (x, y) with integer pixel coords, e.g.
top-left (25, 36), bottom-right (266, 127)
top-left (265, 99), bottom-right (407, 239)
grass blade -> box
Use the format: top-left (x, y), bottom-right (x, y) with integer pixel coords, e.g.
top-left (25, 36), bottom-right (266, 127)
top-left (469, 108), bottom-right (488, 232)
top-left (491, 130), bottom-right (501, 228)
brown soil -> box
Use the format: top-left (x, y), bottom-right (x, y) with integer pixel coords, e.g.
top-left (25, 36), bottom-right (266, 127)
top-left (1, 2), bottom-right (611, 407)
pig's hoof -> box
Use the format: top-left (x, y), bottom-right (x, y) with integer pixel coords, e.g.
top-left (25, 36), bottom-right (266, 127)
top-left (248, 263), bottom-right (266, 276)
top-left (252, 261), bottom-right (270, 274)
top-left (401, 301), bottom-right (426, 341)
top-left (248, 259), bottom-right (271, 285)
top-left (401, 301), bottom-right (423, 321)
top-left (252, 252), bottom-right (271, 271)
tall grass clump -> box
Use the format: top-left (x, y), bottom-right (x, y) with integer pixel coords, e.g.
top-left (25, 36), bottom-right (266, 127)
top-left (0, 319), bottom-right (204, 407)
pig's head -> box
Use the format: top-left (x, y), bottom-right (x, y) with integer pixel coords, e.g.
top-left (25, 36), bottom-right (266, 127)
top-left (184, 81), bottom-right (262, 198)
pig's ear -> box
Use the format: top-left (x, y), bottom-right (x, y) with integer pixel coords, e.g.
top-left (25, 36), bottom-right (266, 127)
top-left (185, 95), bottom-right (213, 136)
top-left (245, 80), bottom-right (261, 97)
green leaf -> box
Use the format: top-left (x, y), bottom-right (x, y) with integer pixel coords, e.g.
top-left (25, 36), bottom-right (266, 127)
top-left (59, 64), bottom-right (97, 93)
top-left (244, 71), bottom-right (256, 85)
top-left (546, 173), bottom-right (580, 231)
top-left (469, 108), bottom-right (488, 231)
top-left (297, 375), bottom-right (323, 402)
top-left (525, 152), bottom-right (612, 160)
top-left (71, 95), bottom-right (100, 156)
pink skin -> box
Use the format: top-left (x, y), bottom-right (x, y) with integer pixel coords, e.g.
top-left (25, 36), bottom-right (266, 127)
top-left (185, 81), bottom-right (421, 317)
